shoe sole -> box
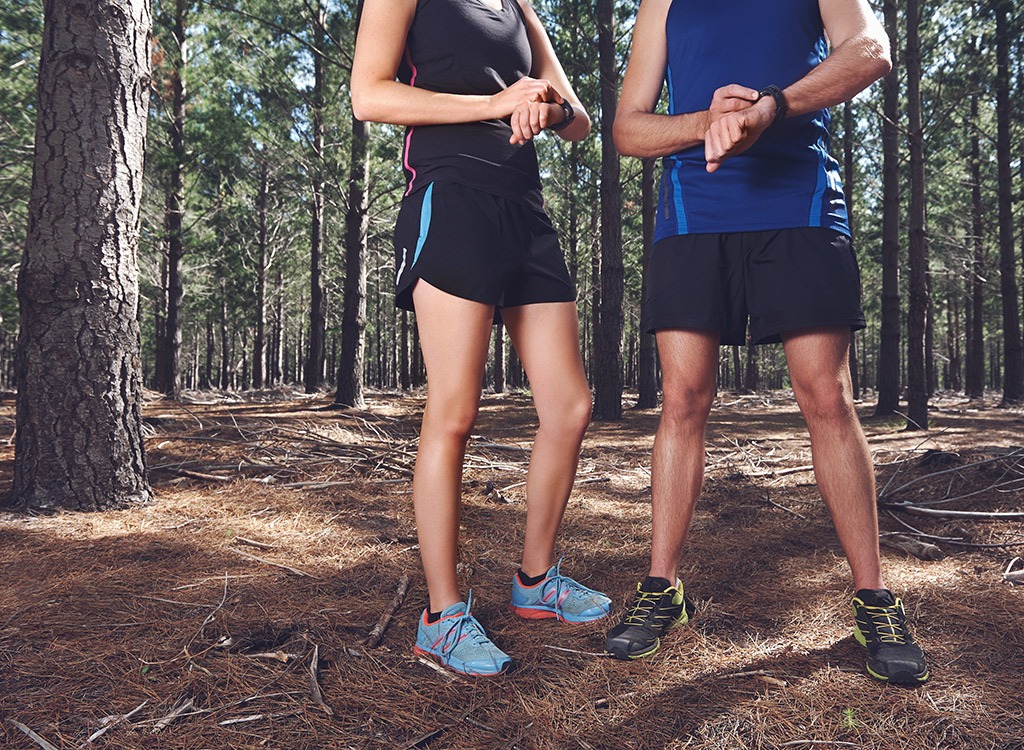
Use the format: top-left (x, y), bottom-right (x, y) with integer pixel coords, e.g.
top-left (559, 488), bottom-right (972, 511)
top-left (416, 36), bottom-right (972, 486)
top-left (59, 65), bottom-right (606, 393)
top-left (865, 661), bottom-right (930, 687)
top-left (509, 603), bottom-right (610, 624)
top-left (412, 645), bottom-right (511, 677)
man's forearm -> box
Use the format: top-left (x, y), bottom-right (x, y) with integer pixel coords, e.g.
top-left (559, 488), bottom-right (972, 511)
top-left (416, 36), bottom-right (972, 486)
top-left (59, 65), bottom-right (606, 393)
top-left (782, 33), bottom-right (891, 118)
top-left (613, 109), bottom-right (711, 158)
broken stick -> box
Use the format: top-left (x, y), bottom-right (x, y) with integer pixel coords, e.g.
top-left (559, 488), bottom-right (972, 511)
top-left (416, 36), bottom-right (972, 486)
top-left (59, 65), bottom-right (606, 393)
top-left (364, 574), bottom-right (411, 648)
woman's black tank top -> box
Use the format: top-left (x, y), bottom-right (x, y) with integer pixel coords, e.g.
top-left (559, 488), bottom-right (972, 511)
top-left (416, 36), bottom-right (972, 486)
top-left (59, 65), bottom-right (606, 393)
top-left (397, 0), bottom-right (543, 209)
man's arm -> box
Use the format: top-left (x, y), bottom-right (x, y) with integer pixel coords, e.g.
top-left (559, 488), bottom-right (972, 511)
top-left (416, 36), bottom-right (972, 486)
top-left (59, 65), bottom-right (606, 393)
top-left (705, 0), bottom-right (892, 171)
top-left (614, 0), bottom-right (720, 158)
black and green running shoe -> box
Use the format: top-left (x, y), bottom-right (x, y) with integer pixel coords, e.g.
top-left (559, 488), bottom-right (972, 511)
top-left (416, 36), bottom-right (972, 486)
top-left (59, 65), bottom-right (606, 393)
top-left (604, 578), bottom-right (692, 660)
top-left (852, 589), bottom-right (929, 686)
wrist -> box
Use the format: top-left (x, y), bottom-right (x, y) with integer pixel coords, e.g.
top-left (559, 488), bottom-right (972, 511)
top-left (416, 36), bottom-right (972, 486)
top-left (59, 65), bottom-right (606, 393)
top-left (756, 85), bottom-right (788, 127)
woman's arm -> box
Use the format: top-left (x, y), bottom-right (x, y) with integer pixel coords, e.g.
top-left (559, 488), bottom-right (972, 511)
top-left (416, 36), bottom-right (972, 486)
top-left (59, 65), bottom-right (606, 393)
top-left (510, 0), bottom-right (590, 143)
top-left (351, 0), bottom-right (560, 126)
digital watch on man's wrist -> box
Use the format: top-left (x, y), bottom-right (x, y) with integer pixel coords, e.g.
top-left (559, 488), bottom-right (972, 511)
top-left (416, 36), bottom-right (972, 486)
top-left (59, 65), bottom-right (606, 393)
top-left (757, 85), bottom-right (788, 127)
top-left (548, 99), bottom-right (575, 131)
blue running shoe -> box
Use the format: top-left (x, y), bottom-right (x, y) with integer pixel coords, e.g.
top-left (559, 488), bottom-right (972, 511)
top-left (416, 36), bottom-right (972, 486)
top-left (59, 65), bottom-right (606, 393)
top-left (413, 592), bottom-right (511, 677)
top-left (510, 559), bottom-right (612, 624)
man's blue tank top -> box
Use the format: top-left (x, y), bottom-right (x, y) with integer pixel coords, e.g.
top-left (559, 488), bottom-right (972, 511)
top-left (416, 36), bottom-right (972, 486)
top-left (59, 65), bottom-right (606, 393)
top-left (655, 0), bottom-right (850, 241)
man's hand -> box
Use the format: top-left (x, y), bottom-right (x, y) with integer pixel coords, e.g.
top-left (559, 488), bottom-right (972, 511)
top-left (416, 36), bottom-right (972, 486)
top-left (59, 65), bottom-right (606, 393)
top-left (708, 84), bottom-right (760, 126)
top-left (705, 95), bottom-right (775, 173)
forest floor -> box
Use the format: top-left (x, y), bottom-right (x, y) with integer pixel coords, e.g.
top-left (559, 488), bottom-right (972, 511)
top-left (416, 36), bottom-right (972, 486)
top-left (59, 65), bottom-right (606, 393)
top-left (0, 388), bottom-right (1023, 750)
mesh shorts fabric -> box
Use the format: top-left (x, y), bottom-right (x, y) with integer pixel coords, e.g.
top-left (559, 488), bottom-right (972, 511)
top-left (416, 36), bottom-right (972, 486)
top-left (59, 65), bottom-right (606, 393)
top-left (642, 227), bottom-right (865, 345)
top-left (394, 181), bottom-right (575, 322)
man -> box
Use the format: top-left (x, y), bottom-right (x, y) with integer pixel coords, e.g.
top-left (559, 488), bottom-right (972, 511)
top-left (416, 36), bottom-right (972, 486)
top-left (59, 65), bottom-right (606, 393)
top-left (603, 0), bottom-right (929, 686)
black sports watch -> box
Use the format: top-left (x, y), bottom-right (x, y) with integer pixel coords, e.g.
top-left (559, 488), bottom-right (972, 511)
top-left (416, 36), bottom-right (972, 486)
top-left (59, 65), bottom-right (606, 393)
top-left (757, 85), bottom-right (788, 127)
top-left (548, 99), bottom-right (575, 132)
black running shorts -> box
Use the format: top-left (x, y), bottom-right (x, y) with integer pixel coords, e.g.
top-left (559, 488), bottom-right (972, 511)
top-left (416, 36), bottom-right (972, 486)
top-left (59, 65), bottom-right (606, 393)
top-left (642, 228), bottom-right (865, 345)
top-left (394, 181), bottom-right (576, 321)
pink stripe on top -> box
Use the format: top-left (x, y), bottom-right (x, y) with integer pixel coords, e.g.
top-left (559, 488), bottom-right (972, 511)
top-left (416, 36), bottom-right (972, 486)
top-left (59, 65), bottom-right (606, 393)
top-left (402, 47), bottom-right (419, 196)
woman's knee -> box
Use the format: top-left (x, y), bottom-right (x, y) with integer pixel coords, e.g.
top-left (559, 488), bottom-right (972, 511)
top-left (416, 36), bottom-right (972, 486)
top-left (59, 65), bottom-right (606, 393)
top-left (538, 386), bottom-right (592, 437)
top-left (423, 395), bottom-right (479, 442)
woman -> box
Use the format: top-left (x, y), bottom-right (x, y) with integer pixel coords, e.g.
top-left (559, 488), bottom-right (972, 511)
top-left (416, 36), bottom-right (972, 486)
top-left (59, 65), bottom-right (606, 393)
top-left (352, 0), bottom-right (610, 676)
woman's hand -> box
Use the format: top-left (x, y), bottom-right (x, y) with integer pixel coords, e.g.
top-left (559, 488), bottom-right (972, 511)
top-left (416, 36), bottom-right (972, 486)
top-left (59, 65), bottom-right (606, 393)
top-left (489, 76), bottom-right (562, 119)
top-left (509, 100), bottom-right (565, 144)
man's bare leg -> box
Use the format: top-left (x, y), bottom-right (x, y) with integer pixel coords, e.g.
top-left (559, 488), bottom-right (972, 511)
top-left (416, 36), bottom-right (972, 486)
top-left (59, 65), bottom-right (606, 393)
top-left (782, 326), bottom-right (884, 591)
top-left (648, 329), bottom-right (720, 581)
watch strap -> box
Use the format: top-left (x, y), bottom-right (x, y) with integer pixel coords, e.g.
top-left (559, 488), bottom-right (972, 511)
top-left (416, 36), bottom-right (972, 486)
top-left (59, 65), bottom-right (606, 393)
top-left (548, 99), bottom-right (575, 132)
top-left (758, 85), bottom-right (788, 127)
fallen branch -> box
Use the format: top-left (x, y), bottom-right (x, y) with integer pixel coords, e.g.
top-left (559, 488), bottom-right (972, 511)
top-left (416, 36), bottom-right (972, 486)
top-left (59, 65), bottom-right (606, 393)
top-left (229, 548), bottom-right (320, 579)
top-left (880, 534), bottom-right (945, 561)
top-left (233, 537), bottom-right (278, 551)
top-left (886, 504), bottom-right (1024, 520)
top-left (364, 574), bottom-right (411, 648)
top-left (9, 720), bottom-right (60, 750)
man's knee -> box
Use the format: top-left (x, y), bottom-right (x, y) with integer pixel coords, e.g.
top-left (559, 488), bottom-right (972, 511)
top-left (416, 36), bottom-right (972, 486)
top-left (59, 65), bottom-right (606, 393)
top-left (794, 377), bottom-right (855, 424)
top-left (660, 386), bottom-right (715, 430)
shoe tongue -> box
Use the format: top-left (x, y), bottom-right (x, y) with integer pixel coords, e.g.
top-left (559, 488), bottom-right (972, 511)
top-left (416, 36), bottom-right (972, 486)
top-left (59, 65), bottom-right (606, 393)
top-left (857, 588), bottom-right (896, 607)
top-left (440, 601), bottom-right (469, 618)
top-left (640, 576), bottom-right (672, 593)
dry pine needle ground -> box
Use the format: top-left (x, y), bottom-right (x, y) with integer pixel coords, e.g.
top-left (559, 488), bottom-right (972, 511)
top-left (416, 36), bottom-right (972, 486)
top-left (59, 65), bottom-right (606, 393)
top-left (0, 390), bottom-right (1022, 749)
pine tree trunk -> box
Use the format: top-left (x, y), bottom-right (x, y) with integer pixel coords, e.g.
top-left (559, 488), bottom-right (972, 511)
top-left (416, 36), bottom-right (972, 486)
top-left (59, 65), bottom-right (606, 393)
top-left (843, 101), bottom-right (860, 398)
top-left (493, 320), bottom-right (505, 394)
top-left (304, 2), bottom-right (327, 393)
top-left (219, 282), bottom-right (229, 389)
top-left (593, 0), bottom-right (623, 420)
top-left (905, 0), bottom-right (929, 429)
top-left (966, 91), bottom-right (986, 398)
top-left (252, 157), bottom-right (268, 389)
top-left (994, 0), bottom-right (1023, 404)
top-left (336, 68), bottom-right (370, 408)
top-left (12, 0), bottom-right (152, 510)
top-left (636, 158), bottom-right (658, 408)
top-left (875, 0), bottom-right (902, 416)
top-left (744, 339), bottom-right (759, 392)
top-left (159, 0), bottom-right (187, 400)
top-left (203, 313), bottom-right (214, 389)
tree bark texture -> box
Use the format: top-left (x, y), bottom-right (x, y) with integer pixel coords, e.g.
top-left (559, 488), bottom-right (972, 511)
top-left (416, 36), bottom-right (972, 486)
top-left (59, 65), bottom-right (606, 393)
top-left (13, 0), bottom-right (152, 511)
top-left (304, 2), bottom-right (327, 393)
top-left (336, 99), bottom-right (370, 407)
top-left (994, 0), bottom-right (1022, 404)
top-left (905, 0), bottom-right (929, 429)
top-left (636, 157), bottom-right (658, 408)
top-left (874, 0), bottom-right (901, 416)
top-left (592, 0), bottom-right (624, 420)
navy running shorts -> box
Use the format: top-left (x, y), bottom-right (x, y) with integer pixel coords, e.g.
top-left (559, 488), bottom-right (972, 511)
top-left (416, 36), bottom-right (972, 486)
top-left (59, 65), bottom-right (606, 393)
top-left (394, 181), bottom-right (576, 322)
top-left (642, 227), bottom-right (865, 345)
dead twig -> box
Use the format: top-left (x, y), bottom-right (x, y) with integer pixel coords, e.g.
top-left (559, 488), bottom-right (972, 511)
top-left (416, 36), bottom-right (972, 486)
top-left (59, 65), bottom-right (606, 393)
top-left (152, 696), bottom-right (196, 733)
top-left (9, 720), bottom-right (60, 750)
top-left (233, 536), bottom-right (278, 550)
top-left (306, 643), bottom-right (333, 716)
top-left (229, 547), bottom-right (320, 579)
top-left (86, 700), bottom-right (148, 743)
top-left (364, 573), bottom-right (411, 648)
top-left (1003, 557), bottom-right (1024, 584)
top-left (879, 534), bottom-right (945, 561)
top-left (541, 644), bottom-right (612, 658)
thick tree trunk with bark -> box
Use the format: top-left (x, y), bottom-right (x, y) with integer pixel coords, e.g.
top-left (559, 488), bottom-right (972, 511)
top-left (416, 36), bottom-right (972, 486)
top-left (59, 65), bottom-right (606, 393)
top-left (636, 158), bottom-right (658, 408)
top-left (336, 94), bottom-right (370, 407)
top-left (12, 0), bottom-right (152, 510)
top-left (966, 92), bottom-right (986, 398)
top-left (875, 0), bottom-right (901, 416)
top-left (994, 0), bottom-right (1022, 405)
top-left (592, 0), bottom-right (624, 420)
top-left (304, 2), bottom-right (327, 393)
top-left (905, 0), bottom-right (929, 429)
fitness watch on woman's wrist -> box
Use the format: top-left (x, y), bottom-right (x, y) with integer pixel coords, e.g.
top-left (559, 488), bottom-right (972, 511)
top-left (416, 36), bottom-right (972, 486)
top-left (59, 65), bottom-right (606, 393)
top-left (548, 99), bottom-right (575, 131)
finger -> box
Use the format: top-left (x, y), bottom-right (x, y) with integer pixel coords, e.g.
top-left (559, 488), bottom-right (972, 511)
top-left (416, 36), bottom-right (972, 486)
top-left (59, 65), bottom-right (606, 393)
top-left (530, 104), bottom-right (542, 135)
top-left (717, 84), bottom-right (759, 102)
